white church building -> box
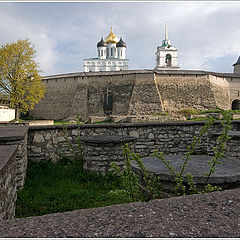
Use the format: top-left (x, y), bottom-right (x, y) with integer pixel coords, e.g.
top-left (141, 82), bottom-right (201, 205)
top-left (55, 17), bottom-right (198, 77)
top-left (83, 28), bottom-right (128, 72)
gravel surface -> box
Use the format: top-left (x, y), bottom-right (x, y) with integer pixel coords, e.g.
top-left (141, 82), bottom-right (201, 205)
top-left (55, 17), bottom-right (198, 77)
top-left (0, 188), bottom-right (240, 238)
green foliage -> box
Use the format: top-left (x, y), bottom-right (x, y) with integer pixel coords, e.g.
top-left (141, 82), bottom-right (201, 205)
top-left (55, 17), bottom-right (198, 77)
top-left (110, 145), bottom-right (141, 202)
top-left (197, 108), bottom-right (223, 114)
top-left (154, 116), bottom-right (215, 196)
top-left (0, 39), bottom-right (46, 119)
top-left (231, 110), bottom-right (240, 114)
top-left (188, 117), bottom-right (216, 121)
top-left (179, 109), bottom-right (199, 116)
top-left (54, 116), bottom-right (84, 125)
top-left (58, 115), bottom-right (84, 171)
top-left (54, 120), bottom-right (75, 125)
top-left (16, 160), bottom-right (131, 218)
top-left (113, 110), bottom-right (232, 198)
top-left (203, 111), bottom-right (232, 187)
top-left (111, 144), bottom-right (162, 202)
top-left (179, 108), bottom-right (224, 116)
top-left (152, 112), bottom-right (169, 116)
top-left (154, 110), bottom-right (232, 195)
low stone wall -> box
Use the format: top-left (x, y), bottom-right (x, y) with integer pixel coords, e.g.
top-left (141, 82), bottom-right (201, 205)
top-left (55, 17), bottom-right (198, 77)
top-left (0, 145), bottom-right (18, 221)
top-left (209, 130), bottom-right (240, 159)
top-left (81, 135), bottom-right (136, 174)
top-left (0, 126), bottom-right (29, 221)
top-left (0, 126), bottom-right (29, 189)
top-left (28, 121), bottom-right (240, 164)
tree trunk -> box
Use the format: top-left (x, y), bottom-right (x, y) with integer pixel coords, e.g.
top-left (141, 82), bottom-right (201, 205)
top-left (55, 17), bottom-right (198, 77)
top-left (15, 107), bottom-right (19, 121)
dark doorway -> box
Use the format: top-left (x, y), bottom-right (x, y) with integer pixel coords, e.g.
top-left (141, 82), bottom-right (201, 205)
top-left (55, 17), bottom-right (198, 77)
top-left (232, 99), bottom-right (240, 110)
top-left (103, 91), bottom-right (113, 115)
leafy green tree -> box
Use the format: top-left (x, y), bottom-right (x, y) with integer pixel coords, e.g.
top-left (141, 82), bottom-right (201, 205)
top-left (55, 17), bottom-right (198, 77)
top-left (0, 39), bottom-right (46, 120)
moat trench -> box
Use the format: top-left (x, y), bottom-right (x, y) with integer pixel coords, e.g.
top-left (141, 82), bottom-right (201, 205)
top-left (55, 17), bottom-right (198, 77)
top-left (15, 153), bottom-right (240, 218)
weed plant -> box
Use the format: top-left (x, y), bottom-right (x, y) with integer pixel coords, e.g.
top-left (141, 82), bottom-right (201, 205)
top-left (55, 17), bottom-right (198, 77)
top-left (111, 144), bottom-right (162, 202)
top-left (111, 110), bottom-right (233, 200)
top-left (57, 115), bottom-right (84, 171)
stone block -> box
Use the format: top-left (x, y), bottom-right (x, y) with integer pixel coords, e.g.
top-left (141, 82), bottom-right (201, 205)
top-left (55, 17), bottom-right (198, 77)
top-left (33, 133), bottom-right (45, 143)
top-left (44, 132), bottom-right (52, 140)
top-left (129, 130), bottom-right (139, 138)
top-left (148, 133), bottom-right (154, 139)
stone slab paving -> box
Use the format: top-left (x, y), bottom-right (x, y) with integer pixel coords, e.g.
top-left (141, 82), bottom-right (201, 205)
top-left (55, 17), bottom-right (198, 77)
top-left (0, 188), bottom-right (240, 238)
top-left (132, 155), bottom-right (240, 184)
top-left (0, 126), bottom-right (28, 141)
top-left (0, 145), bottom-right (18, 171)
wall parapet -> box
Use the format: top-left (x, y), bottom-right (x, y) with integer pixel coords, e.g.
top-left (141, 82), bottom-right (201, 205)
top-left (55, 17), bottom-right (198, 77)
top-left (0, 126), bottom-right (29, 221)
top-left (0, 145), bottom-right (18, 221)
top-left (29, 120), bottom-right (240, 130)
top-left (0, 126), bottom-right (29, 190)
top-left (28, 120), bottom-right (240, 163)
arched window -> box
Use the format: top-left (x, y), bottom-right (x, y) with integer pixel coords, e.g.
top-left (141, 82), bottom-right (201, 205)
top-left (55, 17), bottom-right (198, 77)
top-left (111, 48), bottom-right (113, 56)
top-left (166, 54), bottom-right (172, 67)
top-left (232, 99), bottom-right (240, 110)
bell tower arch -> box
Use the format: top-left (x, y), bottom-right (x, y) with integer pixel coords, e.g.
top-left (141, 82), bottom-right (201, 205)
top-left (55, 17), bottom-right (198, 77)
top-left (155, 23), bottom-right (180, 70)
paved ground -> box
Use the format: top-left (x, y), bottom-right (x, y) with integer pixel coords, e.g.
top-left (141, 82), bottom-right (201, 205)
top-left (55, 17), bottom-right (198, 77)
top-left (132, 155), bottom-right (240, 184)
top-left (0, 188), bottom-right (240, 238)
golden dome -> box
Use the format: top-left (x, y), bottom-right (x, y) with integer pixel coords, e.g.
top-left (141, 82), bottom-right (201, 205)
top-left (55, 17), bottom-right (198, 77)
top-left (105, 27), bottom-right (118, 43)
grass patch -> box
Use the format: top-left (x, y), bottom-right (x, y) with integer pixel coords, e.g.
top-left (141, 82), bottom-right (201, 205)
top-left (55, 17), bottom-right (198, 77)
top-left (231, 110), bottom-right (240, 114)
top-left (15, 160), bottom-right (132, 218)
top-left (152, 112), bottom-right (169, 116)
top-left (189, 117), bottom-right (216, 121)
top-left (54, 120), bottom-right (82, 125)
top-left (54, 120), bottom-right (73, 125)
top-left (178, 108), bottom-right (223, 116)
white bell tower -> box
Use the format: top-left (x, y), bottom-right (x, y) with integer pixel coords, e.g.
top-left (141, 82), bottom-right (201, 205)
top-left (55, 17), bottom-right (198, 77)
top-left (155, 23), bottom-right (180, 70)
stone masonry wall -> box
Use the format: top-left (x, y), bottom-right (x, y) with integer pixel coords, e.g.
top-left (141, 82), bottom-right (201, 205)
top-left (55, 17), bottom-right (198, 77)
top-left (155, 74), bottom-right (230, 112)
top-left (30, 76), bottom-right (79, 120)
top-left (209, 75), bottom-right (231, 110)
top-left (27, 121), bottom-right (240, 163)
top-left (87, 73), bottom-right (136, 118)
top-left (226, 76), bottom-right (240, 105)
top-left (0, 145), bottom-right (18, 221)
top-left (0, 126), bottom-right (29, 189)
top-left (29, 71), bottom-right (232, 122)
top-left (0, 126), bottom-right (29, 220)
top-left (129, 73), bottom-right (162, 115)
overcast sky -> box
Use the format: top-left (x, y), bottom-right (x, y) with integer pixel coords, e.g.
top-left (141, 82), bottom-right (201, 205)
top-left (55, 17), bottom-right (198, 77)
top-left (0, 1), bottom-right (240, 76)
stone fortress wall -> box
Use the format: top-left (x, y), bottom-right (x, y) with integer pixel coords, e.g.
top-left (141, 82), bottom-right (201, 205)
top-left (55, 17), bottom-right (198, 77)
top-left (29, 69), bottom-right (240, 121)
